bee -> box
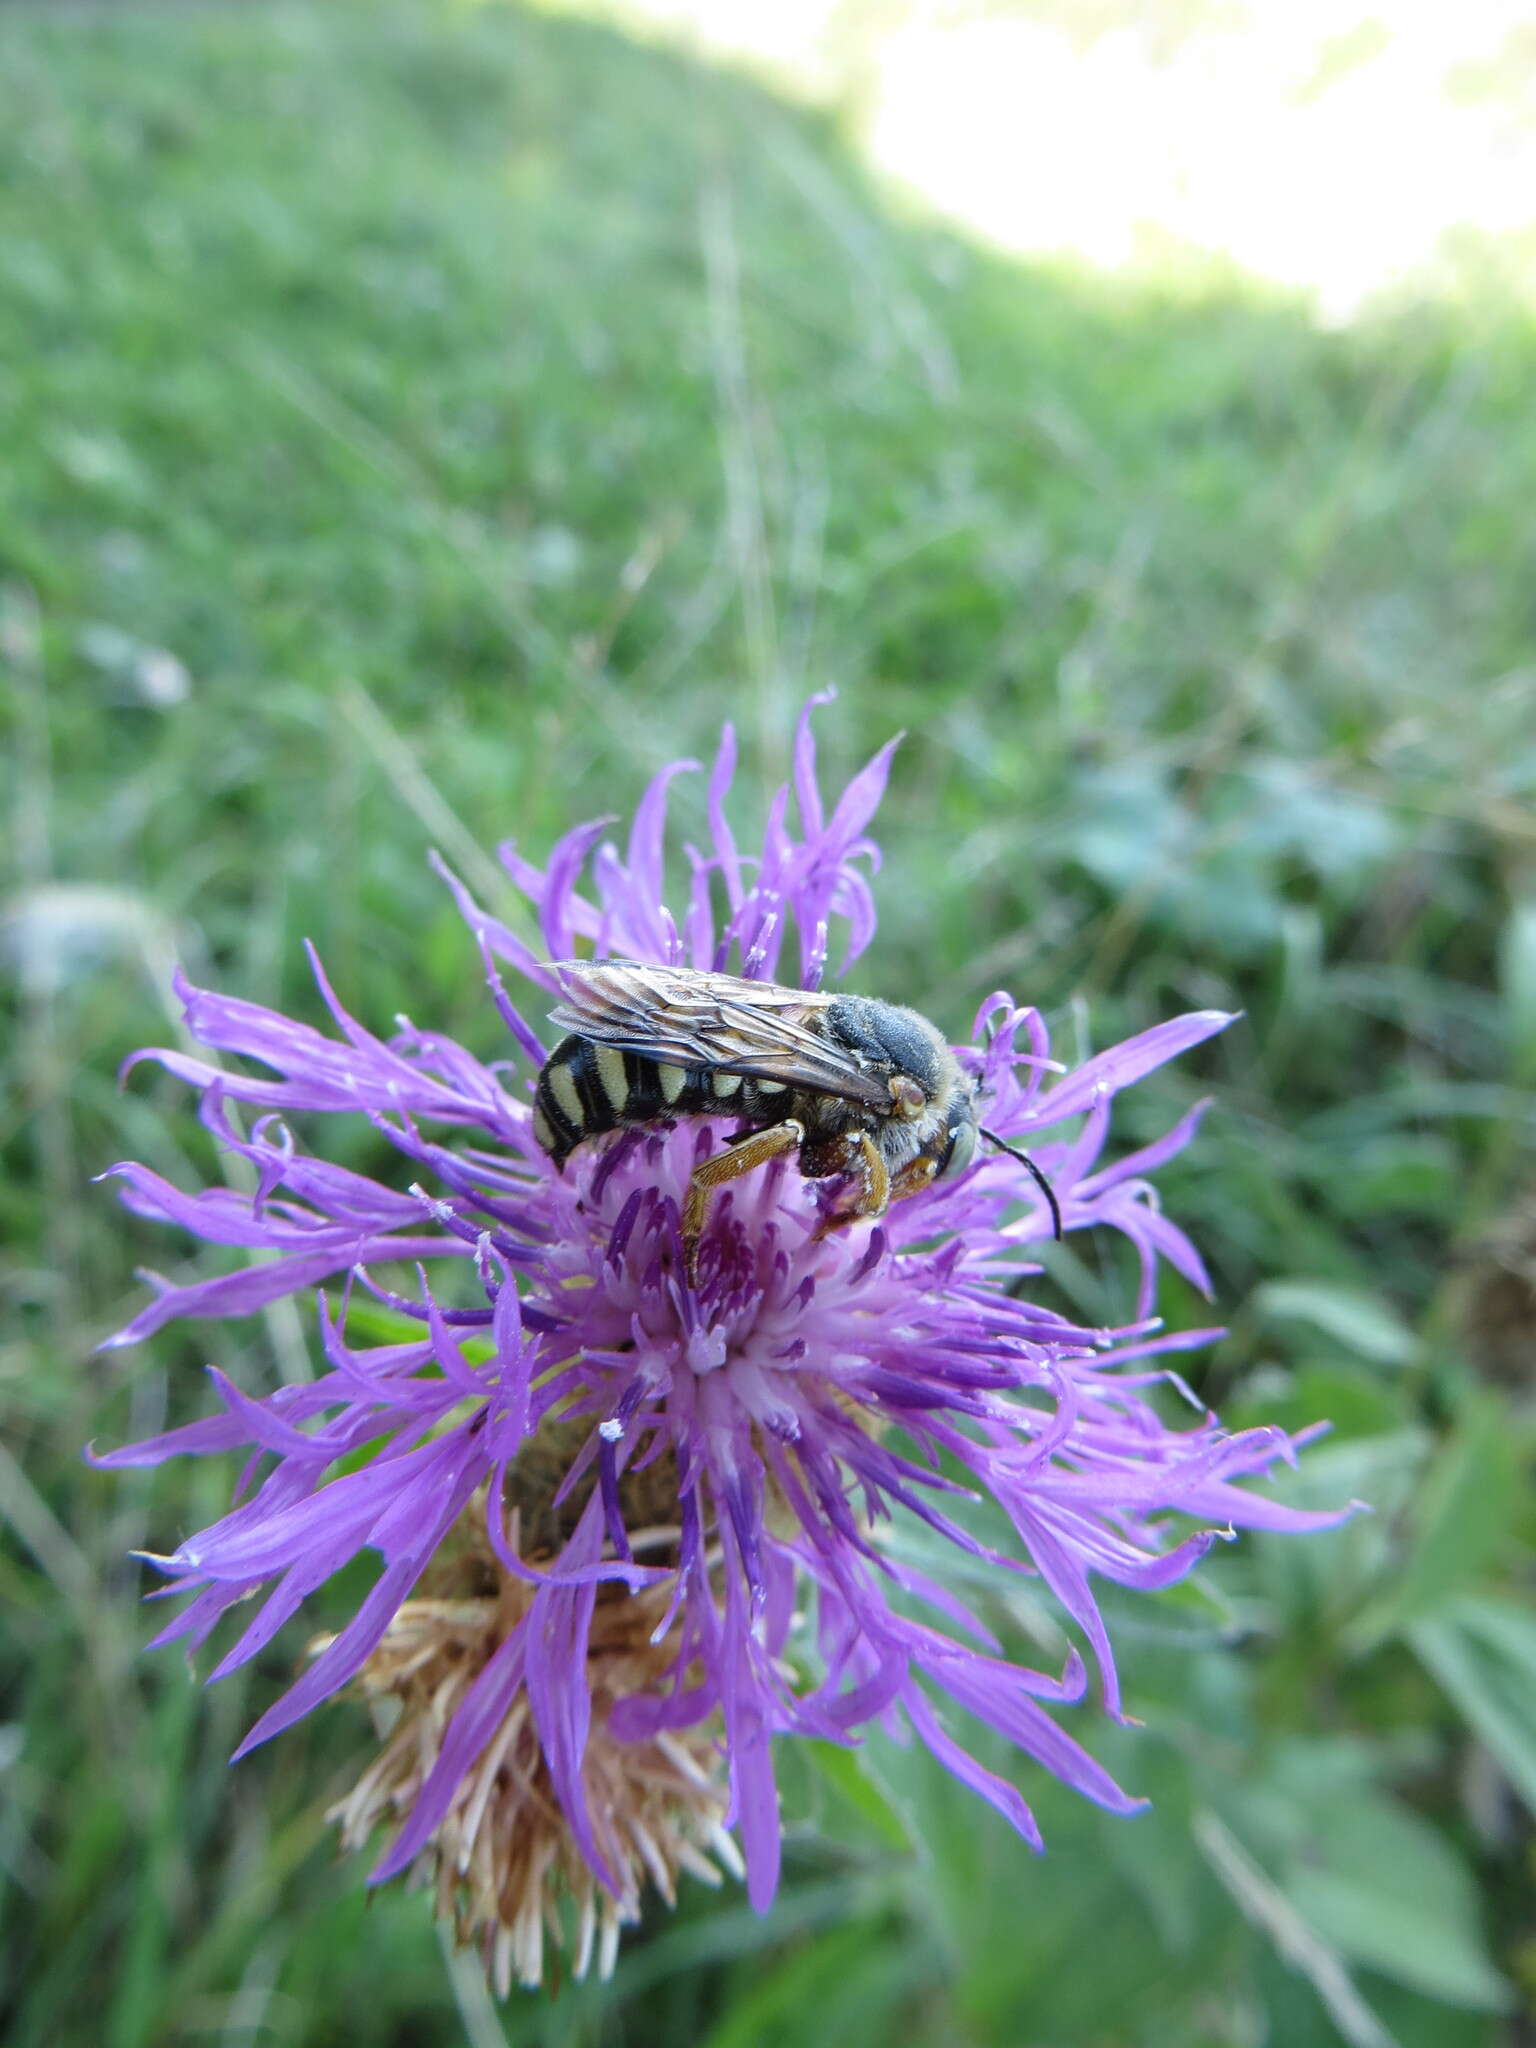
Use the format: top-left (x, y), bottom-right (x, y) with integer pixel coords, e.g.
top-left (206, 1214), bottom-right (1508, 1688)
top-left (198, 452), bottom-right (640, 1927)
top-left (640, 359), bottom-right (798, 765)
top-left (533, 961), bottom-right (1060, 1275)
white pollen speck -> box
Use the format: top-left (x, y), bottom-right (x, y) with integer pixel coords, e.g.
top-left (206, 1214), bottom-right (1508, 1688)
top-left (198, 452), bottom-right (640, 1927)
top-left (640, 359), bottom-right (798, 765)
top-left (599, 1418), bottom-right (624, 1442)
top-left (408, 1181), bottom-right (456, 1225)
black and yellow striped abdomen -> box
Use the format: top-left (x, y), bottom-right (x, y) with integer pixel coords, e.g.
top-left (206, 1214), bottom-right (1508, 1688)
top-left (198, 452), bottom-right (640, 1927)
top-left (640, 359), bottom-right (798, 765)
top-left (532, 1034), bottom-right (793, 1166)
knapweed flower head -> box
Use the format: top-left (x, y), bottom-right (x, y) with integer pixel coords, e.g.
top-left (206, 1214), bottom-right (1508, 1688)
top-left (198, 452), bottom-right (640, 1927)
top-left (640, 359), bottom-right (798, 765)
top-left (97, 697), bottom-right (1348, 1987)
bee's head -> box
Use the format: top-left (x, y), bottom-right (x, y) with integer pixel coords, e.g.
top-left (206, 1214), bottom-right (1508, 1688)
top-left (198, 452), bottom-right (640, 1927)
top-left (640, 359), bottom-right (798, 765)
top-left (921, 1076), bottom-right (1065, 1243)
top-left (825, 997), bottom-right (946, 1120)
top-left (933, 1089), bottom-right (979, 1181)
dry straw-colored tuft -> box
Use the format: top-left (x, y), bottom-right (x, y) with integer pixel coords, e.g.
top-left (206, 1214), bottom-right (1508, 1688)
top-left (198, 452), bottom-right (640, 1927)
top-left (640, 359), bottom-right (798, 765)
top-left (322, 1462), bottom-right (738, 1994)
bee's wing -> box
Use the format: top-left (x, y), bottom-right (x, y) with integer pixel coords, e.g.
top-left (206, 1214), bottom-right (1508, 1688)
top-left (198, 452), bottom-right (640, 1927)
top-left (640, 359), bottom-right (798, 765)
top-left (546, 961), bottom-right (892, 1109)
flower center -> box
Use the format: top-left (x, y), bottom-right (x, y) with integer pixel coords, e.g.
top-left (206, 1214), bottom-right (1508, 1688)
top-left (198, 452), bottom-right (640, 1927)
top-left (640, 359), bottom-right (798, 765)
top-left (685, 1326), bottom-right (728, 1375)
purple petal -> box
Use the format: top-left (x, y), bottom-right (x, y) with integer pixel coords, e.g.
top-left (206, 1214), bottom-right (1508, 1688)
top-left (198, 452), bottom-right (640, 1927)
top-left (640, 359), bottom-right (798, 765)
top-left (707, 724), bottom-right (744, 912)
top-left (370, 1625), bottom-right (529, 1881)
top-left (1024, 1012), bottom-right (1236, 1128)
top-left (904, 1688), bottom-right (1043, 1850)
top-left (1075, 1100), bottom-right (1213, 1199)
top-left (233, 1555), bottom-right (423, 1756)
top-left (823, 733), bottom-right (902, 859)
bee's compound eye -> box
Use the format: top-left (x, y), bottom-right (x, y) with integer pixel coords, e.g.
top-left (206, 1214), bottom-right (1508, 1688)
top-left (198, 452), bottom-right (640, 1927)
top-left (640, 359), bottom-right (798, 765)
top-left (888, 1075), bottom-right (927, 1119)
top-left (936, 1118), bottom-right (978, 1181)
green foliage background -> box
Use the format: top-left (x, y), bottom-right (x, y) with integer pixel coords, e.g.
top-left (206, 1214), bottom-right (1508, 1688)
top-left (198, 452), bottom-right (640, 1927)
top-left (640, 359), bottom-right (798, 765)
top-left (2, 3), bottom-right (1534, 2043)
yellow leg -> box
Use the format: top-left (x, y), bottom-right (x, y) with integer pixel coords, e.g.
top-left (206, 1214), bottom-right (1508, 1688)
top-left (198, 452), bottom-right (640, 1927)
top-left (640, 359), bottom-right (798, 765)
top-left (888, 1155), bottom-right (938, 1205)
top-left (683, 1120), bottom-right (804, 1280)
top-left (812, 1132), bottom-right (891, 1240)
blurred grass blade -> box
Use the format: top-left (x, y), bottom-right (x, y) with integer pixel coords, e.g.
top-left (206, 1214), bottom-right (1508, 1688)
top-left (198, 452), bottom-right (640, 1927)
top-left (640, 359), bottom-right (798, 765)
top-left (1193, 1810), bottom-right (1400, 2048)
top-left (1281, 1791), bottom-right (1511, 2012)
top-left (1252, 1279), bottom-right (1416, 1368)
top-left (1411, 1595), bottom-right (1536, 1815)
top-left (1347, 1396), bottom-right (1520, 1648)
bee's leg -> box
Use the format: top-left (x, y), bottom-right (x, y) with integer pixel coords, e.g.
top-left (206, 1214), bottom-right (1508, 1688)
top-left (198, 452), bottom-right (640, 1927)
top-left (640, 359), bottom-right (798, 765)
top-left (682, 1120), bottom-right (804, 1280)
top-left (812, 1132), bottom-right (891, 1240)
top-left (887, 1155), bottom-right (939, 1205)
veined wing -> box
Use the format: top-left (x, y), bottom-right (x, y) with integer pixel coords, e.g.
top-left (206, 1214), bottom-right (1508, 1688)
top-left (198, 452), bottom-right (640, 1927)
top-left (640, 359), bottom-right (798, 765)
top-left (546, 961), bottom-right (891, 1108)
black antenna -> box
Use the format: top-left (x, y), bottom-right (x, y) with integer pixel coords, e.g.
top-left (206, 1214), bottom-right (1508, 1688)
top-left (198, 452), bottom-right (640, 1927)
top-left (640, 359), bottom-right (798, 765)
top-left (980, 1130), bottom-right (1063, 1242)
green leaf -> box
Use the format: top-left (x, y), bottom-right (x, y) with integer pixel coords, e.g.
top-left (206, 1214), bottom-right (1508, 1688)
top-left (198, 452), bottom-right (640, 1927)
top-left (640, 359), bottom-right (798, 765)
top-left (697, 1920), bottom-right (931, 2048)
top-left (802, 1741), bottom-right (918, 1856)
top-left (1324, 1134), bottom-right (1460, 1222)
top-left (1253, 1280), bottom-right (1416, 1367)
top-left (1349, 1396), bottom-right (1520, 1646)
top-left (1410, 1595), bottom-right (1536, 1814)
top-left (330, 1299), bottom-right (427, 1348)
top-left (1283, 1793), bottom-right (1510, 2012)
top-left (332, 1297), bottom-right (495, 1365)
top-left (1232, 1365), bottom-right (1405, 1442)
top-left (1100, 1750), bottom-right (1203, 1950)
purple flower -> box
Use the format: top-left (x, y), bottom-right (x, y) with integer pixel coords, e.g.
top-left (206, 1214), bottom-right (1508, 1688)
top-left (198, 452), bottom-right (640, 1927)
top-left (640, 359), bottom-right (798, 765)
top-left (96, 696), bottom-right (1350, 1977)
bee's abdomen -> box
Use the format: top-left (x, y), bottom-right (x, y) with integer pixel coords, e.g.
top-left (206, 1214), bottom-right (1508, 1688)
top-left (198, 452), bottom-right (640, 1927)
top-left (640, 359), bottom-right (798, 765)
top-left (533, 1035), bottom-right (768, 1164)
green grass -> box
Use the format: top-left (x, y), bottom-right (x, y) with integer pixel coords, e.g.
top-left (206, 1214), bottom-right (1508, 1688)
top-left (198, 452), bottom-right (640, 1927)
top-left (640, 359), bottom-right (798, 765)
top-left (2, 2), bottom-right (1534, 2043)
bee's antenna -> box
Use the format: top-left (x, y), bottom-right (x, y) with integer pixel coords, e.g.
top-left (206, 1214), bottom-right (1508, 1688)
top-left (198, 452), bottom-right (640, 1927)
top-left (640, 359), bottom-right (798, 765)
top-left (980, 1130), bottom-right (1063, 1241)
